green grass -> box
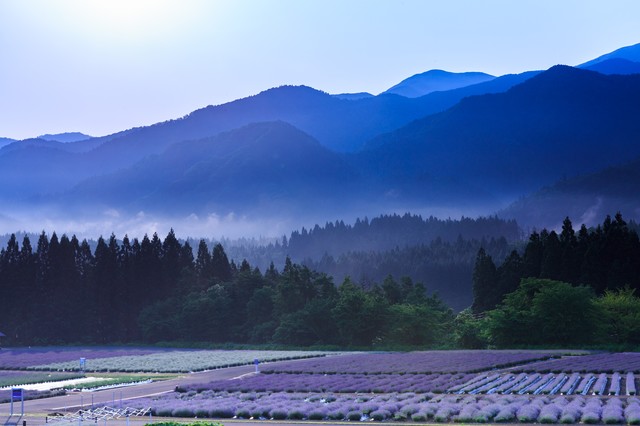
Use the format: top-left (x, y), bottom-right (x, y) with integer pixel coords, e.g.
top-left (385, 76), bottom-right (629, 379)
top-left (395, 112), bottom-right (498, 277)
top-left (63, 373), bottom-right (176, 390)
top-left (0, 371), bottom-right (84, 387)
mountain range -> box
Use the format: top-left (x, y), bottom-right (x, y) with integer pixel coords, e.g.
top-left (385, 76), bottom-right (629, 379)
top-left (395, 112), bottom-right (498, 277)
top-left (1, 43), bottom-right (640, 234)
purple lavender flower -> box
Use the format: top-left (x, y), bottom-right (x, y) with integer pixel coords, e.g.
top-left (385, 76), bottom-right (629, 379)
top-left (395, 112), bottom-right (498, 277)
top-left (625, 401), bottom-right (640, 425)
top-left (517, 401), bottom-right (543, 422)
top-left (602, 400), bottom-right (624, 424)
top-left (454, 403), bottom-right (479, 422)
top-left (537, 402), bottom-right (562, 423)
top-left (628, 372), bottom-right (637, 396)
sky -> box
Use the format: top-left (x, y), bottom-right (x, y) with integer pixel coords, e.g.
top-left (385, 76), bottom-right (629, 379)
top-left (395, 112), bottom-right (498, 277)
top-left (1, 0), bottom-right (639, 140)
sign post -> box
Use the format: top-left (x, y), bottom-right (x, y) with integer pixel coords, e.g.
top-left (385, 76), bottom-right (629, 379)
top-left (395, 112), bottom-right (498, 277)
top-left (254, 358), bottom-right (260, 373)
top-left (10, 388), bottom-right (24, 416)
top-left (79, 357), bottom-right (86, 372)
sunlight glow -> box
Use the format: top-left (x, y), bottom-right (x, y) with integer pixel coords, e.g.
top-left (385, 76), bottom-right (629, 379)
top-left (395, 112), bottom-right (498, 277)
top-left (54, 0), bottom-right (201, 46)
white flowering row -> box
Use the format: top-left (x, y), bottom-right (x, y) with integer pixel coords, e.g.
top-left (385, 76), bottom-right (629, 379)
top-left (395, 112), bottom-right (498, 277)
top-left (27, 350), bottom-right (335, 373)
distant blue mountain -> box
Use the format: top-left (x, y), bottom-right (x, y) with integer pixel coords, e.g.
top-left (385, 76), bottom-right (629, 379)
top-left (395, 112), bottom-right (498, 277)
top-left (579, 42), bottom-right (640, 67)
top-left (332, 92), bottom-right (374, 100)
top-left (3, 47), bottom-right (640, 228)
top-left (358, 66), bottom-right (640, 199)
top-left (38, 132), bottom-right (93, 143)
top-left (383, 69), bottom-right (495, 97)
top-left (51, 65), bottom-right (640, 224)
top-left (581, 58), bottom-right (640, 75)
top-left (61, 121), bottom-right (365, 218)
top-left (0, 78), bottom-right (538, 203)
top-left (0, 137), bottom-right (15, 148)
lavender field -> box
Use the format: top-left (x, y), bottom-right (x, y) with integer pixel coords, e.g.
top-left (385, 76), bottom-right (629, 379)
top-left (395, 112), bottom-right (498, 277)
top-left (0, 346), bottom-right (180, 369)
top-left (261, 350), bottom-right (571, 374)
top-left (20, 349), bottom-right (333, 373)
top-left (521, 353), bottom-right (640, 373)
top-left (115, 350), bottom-right (640, 423)
top-left (123, 391), bottom-right (640, 423)
top-left (182, 372), bottom-right (473, 394)
top-left (452, 371), bottom-right (637, 396)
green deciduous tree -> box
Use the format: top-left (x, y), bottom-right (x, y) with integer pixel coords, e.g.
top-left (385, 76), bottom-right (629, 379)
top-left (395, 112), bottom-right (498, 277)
top-left (486, 278), bottom-right (598, 347)
top-left (595, 286), bottom-right (640, 345)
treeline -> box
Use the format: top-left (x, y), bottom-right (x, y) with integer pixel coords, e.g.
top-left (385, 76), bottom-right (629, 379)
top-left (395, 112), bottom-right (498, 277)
top-left (0, 230), bottom-right (453, 347)
top-left (0, 231), bottom-right (194, 344)
top-left (3, 214), bottom-right (636, 349)
top-left (461, 213), bottom-right (640, 348)
top-left (287, 213), bottom-right (521, 260)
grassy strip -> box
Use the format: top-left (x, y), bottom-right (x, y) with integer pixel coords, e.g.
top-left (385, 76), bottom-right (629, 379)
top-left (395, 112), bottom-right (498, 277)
top-left (0, 372), bottom-right (84, 388)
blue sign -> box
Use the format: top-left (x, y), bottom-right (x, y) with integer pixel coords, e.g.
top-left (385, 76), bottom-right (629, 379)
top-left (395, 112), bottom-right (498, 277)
top-left (11, 388), bottom-right (23, 400)
top-left (253, 358), bottom-right (259, 365)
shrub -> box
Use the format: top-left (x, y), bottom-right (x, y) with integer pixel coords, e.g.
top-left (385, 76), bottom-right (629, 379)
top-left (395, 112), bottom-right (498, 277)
top-left (326, 409), bottom-right (345, 420)
top-left (346, 410), bottom-right (363, 421)
top-left (172, 408), bottom-right (195, 418)
top-left (287, 409), bottom-right (305, 420)
top-left (235, 408), bottom-right (251, 419)
top-left (581, 412), bottom-right (600, 424)
top-left (270, 409), bottom-right (288, 420)
top-left (156, 408), bottom-right (174, 417)
top-left (412, 412), bottom-right (428, 422)
top-left (308, 410), bottom-right (326, 420)
top-left (208, 407), bottom-right (234, 419)
top-left (194, 409), bottom-right (209, 418)
top-left (370, 409), bottom-right (391, 421)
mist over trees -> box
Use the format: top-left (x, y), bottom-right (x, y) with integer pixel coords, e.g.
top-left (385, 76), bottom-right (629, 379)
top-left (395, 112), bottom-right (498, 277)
top-left (1, 214), bottom-right (640, 349)
top-left (223, 214), bottom-right (520, 310)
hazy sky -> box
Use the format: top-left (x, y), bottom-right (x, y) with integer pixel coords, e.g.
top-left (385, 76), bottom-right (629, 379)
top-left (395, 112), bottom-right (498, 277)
top-left (1, 0), bottom-right (639, 140)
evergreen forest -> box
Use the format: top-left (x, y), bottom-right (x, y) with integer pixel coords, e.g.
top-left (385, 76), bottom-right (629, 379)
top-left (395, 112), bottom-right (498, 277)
top-left (0, 214), bottom-right (639, 349)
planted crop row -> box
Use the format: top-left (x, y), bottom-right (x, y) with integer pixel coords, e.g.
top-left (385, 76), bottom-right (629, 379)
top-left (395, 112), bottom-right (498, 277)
top-left (262, 350), bottom-right (570, 375)
top-left (122, 391), bottom-right (640, 423)
top-left (0, 346), bottom-right (175, 369)
top-left (181, 373), bottom-right (474, 394)
top-left (27, 350), bottom-right (332, 373)
top-left (452, 372), bottom-right (637, 396)
top-left (522, 353), bottom-right (640, 373)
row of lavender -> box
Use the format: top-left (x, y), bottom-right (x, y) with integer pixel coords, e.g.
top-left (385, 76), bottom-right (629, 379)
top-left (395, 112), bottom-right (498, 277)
top-left (452, 372), bottom-right (638, 396)
top-left (261, 350), bottom-right (571, 375)
top-left (123, 391), bottom-right (640, 423)
top-left (0, 347), bottom-right (173, 369)
top-left (181, 373), bottom-right (473, 394)
top-left (520, 353), bottom-right (640, 373)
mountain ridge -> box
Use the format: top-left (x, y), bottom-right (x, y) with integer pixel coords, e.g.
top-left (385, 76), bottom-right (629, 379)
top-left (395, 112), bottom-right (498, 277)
top-left (383, 69), bottom-right (496, 97)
